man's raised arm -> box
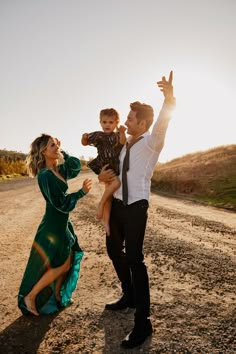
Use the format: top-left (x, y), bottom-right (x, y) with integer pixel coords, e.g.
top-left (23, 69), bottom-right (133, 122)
top-left (148, 71), bottom-right (176, 153)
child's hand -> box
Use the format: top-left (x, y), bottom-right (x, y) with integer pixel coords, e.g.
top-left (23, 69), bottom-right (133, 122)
top-left (82, 178), bottom-right (92, 193)
top-left (118, 125), bottom-right (127, 133)
top-left (81, 133), bottom-right (89, 146)
top-left (118, 125), bottom-right (127, 145)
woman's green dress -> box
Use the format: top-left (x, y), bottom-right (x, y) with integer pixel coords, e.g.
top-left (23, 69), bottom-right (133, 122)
top-left (18, 151), bottom-right (86, 314)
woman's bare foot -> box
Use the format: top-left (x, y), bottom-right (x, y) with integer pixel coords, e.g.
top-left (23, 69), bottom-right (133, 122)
top-left (24, 295), bottom-right (39, 316)
top-left (96, 202), bottom-right (104, 220)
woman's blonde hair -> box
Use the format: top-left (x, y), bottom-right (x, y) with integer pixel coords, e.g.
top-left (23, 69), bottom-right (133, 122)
top-left (25, 134), bottom-right (52, 177)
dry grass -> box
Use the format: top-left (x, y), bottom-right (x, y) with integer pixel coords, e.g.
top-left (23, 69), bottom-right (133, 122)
top-left (152, 144), bottom-right (236, 210)
top-left (0, 149), bottom-right (88, 179)
top-left (0, 150), bottom-right (27, 178)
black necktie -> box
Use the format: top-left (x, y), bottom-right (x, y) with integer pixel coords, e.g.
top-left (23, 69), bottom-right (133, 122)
top-left (122, 136), bottom-right (143, 205)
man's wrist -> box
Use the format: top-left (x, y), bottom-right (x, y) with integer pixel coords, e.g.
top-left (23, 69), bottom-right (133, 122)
top-left (164, 96), bottom-right (176, 106)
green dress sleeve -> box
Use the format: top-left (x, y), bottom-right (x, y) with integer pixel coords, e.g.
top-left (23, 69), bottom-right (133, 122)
top-left (38, 169), bottom-right (86, 214)
top-left (59, 150), bottom-right (82, 180)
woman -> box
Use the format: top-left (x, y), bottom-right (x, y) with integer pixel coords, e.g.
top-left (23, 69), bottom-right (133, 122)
top-left (18, 133), bottom-right (92, 316)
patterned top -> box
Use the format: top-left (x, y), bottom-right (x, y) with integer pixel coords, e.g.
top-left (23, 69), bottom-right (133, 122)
top-left (87, 131), bottom-right (123, 175)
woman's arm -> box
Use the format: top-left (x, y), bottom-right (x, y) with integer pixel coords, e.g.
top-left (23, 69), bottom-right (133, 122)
top-left (59, 151), bottom-right (82, 180)
top-left (38, 170), bottom-right (91, 214)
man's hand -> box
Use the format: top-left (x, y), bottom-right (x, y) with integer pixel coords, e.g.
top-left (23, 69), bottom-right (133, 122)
top-left (157, 71), bottom-right (175, 105)
top-left (98, 165), bottom-right (116, 183)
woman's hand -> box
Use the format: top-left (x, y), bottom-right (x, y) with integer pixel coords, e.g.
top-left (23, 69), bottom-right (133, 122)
top-left (55, 138), bottom-right (61, 147)
top-left (82, 178), bottom-right (92, 193)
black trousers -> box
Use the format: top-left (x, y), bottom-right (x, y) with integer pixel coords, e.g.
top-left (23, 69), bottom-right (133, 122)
top-left (106, 198), bottom-right (150, 321)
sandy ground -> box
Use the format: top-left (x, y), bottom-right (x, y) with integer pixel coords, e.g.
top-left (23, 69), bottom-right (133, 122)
top-left (0, 171), bottom-right (235, 354)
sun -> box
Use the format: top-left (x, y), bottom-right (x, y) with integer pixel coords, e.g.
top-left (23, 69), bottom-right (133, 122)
top-left (158, 70), bottom-right (235, 162)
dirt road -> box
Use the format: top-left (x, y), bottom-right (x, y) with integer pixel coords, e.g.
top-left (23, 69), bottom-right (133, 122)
top-left (0, 172), bottom-right (235, 353)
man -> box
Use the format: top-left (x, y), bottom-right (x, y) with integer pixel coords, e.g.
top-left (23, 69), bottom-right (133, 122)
top-left (99, 71), bottom-right (175, 349)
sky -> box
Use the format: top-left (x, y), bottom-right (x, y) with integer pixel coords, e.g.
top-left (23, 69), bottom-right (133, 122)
top-left (0, 0), bottom-right (235, 162)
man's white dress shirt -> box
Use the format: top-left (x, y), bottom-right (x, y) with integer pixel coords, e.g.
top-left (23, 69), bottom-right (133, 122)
top-left (114, 102), bottom-right (175, 205)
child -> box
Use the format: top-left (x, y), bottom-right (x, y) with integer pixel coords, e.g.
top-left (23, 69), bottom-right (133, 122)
top-left (81, 108), bottom-right (126, 235)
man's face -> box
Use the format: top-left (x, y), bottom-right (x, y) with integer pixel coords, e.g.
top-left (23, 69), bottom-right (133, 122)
top-left (125, 110), bottom-right (142, 136)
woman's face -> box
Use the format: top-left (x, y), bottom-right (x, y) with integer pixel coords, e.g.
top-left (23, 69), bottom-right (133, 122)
top-left (42, 138), bottom-right (61, 161)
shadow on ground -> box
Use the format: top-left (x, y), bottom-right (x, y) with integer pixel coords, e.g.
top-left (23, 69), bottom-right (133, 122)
top-left (0, 313), bottom-right (58, 354)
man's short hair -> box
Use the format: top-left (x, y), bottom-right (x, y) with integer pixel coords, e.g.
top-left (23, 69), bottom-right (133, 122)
top-left (130, 101), bottom-right (154, 130)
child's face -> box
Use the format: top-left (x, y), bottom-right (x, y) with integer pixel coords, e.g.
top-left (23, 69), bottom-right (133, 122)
top-left (100, 115), bottom-right (118, 133)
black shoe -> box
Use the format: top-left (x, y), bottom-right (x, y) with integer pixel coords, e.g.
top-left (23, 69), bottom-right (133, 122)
top-left (121, 319), bottom-right (153, 349)
top-left (105, 295), bottom-right (135, 311)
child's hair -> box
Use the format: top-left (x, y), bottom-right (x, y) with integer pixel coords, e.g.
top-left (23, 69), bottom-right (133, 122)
top-left (130, 101), bottom-right (154, 130)
top-left (25, 133), bottom-right (52, 177)
top-left (99, 108), bottom-right (120, 124)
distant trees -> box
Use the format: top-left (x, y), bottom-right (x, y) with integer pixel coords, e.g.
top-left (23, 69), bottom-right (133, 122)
top-left (0, 149), bottom-right (89, 177)
top-left (0, 150), bottom-right (27, 176)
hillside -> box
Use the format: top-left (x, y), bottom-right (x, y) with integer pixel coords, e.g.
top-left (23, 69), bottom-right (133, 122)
top-left (152, 144), bottom-right (236, 210)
